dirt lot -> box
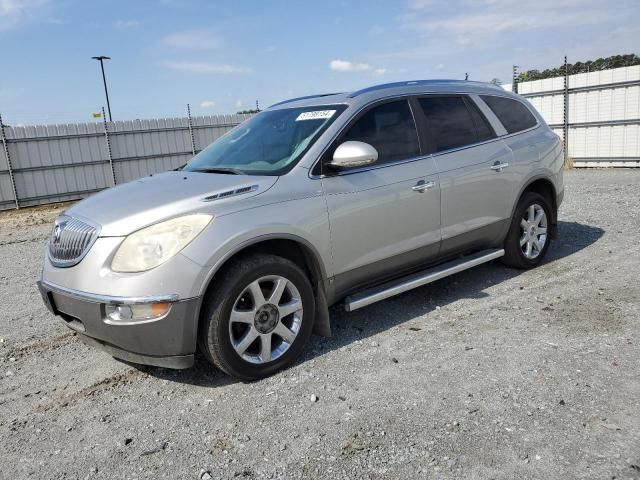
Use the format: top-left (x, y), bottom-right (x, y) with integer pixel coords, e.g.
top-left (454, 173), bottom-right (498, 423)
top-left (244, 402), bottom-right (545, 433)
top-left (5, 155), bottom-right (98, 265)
top-left (1, 170), bottom-right (639, 480)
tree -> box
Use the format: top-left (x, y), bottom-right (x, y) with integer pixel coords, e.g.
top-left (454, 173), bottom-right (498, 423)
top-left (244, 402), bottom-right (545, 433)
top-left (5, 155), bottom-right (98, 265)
top-left (516, 53), bottom-right (640, 82)
top-left (236, 109), bottom-right (260, 115)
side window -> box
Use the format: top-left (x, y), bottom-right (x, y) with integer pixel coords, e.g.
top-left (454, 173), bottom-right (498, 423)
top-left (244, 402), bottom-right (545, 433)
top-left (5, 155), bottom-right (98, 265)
top-left (341, 100), bottom-right (420, 165)
top-left (480, 95), bottom-right (537, 134)
top-left (417, 96), bottom-right (486, 153)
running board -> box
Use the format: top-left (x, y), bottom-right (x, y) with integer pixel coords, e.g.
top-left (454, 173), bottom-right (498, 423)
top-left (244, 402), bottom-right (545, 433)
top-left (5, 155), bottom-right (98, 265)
top-left (344, 248), bottom-right (505, 312)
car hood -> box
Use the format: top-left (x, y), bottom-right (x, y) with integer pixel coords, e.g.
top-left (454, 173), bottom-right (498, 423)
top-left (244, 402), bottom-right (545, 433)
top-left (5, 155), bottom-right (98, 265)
top-left (65, 171), bottom-right (278, 236)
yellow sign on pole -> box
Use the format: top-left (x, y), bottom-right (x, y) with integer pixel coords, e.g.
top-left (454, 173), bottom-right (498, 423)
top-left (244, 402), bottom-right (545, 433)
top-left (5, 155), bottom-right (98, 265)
top-left (92, 112), bottom-right (102, 118)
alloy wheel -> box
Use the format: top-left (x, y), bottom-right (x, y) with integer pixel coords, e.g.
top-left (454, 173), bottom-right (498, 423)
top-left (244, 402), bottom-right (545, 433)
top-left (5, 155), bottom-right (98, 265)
top-left (519, 203), bottom-right (548, 260)
top-left (228, 275), bottom-right (303, 364)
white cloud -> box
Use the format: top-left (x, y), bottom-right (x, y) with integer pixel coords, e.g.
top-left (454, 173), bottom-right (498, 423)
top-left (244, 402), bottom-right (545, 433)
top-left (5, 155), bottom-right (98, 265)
top-left (394, 0), bottom-right (621, 60)
top-left (330, 59), bottom-right (391, 76)
top-left (162, 29), bottom-right (221, 50)
top-left (408, 0), bottom-right (433, 9)
top-left (409, 1), bottom-right (613, 36)
top-left (456, 36), bottom-right (471, 47)
top-left (0, 0), bottom-right (44, 16)
top-left (160, 60), bottom-right (252, 74)
top-left (199, 100), bottom-right (216, 108)
top-left (115, 19), bottom-right (139, 29)
top-left (0, 0), bottom-right (48, 30)
top-left (362, 0), bottom-right (635, 85)
top-left (426, 13), bottom-right (541, 34)
top-left (330, 59), bottom-right (373, 72)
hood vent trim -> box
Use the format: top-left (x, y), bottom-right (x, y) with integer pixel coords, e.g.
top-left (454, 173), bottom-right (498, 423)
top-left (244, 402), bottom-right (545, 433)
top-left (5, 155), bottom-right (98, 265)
top-left (202, 184), bottom-right (259, 202)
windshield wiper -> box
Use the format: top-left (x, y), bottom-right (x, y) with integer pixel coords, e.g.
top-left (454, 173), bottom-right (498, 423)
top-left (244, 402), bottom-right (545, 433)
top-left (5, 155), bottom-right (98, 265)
top-left (191, 167), bottom-right (243, 175)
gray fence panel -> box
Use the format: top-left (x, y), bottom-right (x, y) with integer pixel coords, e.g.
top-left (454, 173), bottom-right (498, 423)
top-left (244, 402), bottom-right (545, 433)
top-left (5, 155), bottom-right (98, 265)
top-left (0, 113), bottom-right (247, 211)
top-left (6, 122), bottom-right (113, 206)
top-left (113, 153), bottom-right (191, 184)
top-left (0, 141), bottom-right (16, 208)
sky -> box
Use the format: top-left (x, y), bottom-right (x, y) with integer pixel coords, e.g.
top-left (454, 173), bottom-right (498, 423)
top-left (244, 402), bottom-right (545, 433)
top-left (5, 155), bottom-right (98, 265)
top-left (0, 0), bottom-right (638, 125)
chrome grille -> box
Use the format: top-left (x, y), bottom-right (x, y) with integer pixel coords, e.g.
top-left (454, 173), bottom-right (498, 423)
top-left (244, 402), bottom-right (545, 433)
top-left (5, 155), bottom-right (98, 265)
top-left (48, 215), bottom-right (99, 267)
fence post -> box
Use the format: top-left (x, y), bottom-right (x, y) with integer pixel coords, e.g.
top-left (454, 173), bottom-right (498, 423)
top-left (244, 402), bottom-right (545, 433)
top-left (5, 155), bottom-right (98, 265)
top-left (0, 114), bottom-right (19, 209)
top-left (563, 56), bottom-right (569, 164)
top-left (187, 103), bottom-right (196, 155)
top-left (102, 106), bottom-right (117, 186)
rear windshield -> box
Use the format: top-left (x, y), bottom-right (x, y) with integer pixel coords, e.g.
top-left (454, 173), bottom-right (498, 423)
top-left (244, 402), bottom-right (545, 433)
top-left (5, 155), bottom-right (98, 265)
top-left (184, 105), bottom-right (347, 175)
top-left (480, 95), bottom-right (538, 134)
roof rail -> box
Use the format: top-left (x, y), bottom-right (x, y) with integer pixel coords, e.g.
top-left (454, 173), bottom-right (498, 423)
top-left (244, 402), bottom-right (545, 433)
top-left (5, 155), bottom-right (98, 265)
top-left (348, 79), bottom-right (502, 98)
top-left (270, 92), bottom-right (344, 108)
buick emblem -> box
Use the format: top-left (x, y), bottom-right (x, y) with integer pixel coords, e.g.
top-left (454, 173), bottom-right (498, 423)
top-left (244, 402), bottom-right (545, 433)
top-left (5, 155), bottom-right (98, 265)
top-left (53, 222), bottom-right (64, 244)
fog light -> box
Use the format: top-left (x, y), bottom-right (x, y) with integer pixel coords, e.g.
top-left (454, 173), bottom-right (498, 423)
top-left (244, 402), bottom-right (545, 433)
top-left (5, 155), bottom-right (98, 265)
top-left (105, 302), bottom-right (171, 323)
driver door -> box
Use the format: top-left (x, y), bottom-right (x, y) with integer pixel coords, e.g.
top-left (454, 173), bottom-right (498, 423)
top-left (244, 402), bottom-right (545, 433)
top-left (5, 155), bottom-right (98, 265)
top-left (320, 99), bottom-right (441, 296)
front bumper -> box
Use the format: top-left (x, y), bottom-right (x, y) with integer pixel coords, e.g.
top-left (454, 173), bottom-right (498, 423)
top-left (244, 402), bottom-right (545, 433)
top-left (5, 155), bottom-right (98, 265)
top-left (37, 280), bottom-right (200, 369)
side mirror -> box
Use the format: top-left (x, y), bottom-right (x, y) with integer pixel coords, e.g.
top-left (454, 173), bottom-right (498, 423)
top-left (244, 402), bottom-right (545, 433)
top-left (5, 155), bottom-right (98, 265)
top-left (328, 141), bottom-right (378, 170)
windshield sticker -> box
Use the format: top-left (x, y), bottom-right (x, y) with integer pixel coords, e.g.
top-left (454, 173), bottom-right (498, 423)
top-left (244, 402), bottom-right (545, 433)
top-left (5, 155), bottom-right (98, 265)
top-left (296, 110), bottom-right (336, 121)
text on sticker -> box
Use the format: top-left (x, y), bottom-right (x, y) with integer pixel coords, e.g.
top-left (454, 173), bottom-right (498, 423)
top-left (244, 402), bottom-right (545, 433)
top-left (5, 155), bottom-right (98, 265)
top-left (296, 110), bottom-right (336, 121)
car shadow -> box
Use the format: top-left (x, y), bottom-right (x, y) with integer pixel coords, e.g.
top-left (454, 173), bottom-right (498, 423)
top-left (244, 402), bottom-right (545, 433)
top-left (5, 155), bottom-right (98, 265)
top-left (137, 220), bottom-right (604, 387)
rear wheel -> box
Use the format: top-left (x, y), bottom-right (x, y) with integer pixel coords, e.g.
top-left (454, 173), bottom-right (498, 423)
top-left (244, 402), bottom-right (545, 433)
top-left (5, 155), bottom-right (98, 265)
top-left (502, 192), bottom-right (552, 269)
top-left (198, 254), bottom-right (315, 380)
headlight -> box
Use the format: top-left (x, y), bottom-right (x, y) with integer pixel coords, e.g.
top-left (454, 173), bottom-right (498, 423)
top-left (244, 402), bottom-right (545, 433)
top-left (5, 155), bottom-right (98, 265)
top-left (111, 214), bottom-right (212, 273)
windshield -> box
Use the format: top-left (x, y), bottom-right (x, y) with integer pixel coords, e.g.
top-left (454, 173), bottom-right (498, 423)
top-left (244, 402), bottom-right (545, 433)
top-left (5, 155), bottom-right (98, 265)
top-left (184, 105), bottom-right (347, 176)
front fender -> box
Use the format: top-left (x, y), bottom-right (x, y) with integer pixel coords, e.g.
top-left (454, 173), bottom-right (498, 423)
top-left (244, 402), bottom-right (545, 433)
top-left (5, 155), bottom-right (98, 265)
top-left (179, 195), bottom-right (332, 298)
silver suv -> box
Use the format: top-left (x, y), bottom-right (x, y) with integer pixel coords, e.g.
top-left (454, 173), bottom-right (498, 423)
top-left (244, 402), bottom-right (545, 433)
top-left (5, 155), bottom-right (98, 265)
top-left (37, 80), bottom-right (564, 380)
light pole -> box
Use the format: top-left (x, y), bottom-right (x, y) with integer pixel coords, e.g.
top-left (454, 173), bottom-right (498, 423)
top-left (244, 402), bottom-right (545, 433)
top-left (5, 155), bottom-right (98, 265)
top-left (92, 56), bottom-right (113, 121)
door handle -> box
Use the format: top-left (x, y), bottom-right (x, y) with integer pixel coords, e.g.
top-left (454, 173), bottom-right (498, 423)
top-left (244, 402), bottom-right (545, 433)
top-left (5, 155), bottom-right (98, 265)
top-left (412, 180), bottom-right (436, 192)
top-left (490, 162), bottom-right (509, 171)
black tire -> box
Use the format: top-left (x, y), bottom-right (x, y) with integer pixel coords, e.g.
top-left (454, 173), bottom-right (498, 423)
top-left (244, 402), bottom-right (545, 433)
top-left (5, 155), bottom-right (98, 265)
top-left (502, 192), bottom-right (553, 269)
top-left (198, 253), bottom-right (315, 381)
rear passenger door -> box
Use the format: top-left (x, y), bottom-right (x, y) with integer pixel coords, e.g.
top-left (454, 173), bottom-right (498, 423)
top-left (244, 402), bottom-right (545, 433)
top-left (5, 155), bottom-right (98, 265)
top-left (478, 94), bottom-right (549, 175)
top-left (414, 95), bottom-right (516, 255)
top-left (320, 99), bottom-right (441, 295)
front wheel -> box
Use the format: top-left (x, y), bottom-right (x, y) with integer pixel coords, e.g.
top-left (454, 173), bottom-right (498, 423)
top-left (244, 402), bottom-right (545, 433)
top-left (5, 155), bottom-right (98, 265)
top-left (198, 254), bottom-right (315, 381)
top-left (502, 192), bottom-right (553, 269)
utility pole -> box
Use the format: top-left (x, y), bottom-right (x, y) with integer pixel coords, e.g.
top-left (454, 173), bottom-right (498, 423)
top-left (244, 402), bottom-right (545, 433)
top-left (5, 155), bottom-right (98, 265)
top-left (465, 72), bottom-right (469, 81)
top-left (512, 65), bottom-right (519, 93)
top-left (92, 56), bottom-right (113, 121)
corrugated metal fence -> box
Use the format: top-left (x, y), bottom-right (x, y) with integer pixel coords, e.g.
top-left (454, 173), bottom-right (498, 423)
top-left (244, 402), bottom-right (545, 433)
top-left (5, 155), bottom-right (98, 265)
top-left (0, 112), bottom-right (250, 210)
top-left (505, 65), bottom-right (640, 167)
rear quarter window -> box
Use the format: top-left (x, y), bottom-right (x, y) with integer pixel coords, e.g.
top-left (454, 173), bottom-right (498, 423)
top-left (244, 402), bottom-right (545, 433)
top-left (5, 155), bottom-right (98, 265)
top-left (480, 95), bottom-right (538, 134)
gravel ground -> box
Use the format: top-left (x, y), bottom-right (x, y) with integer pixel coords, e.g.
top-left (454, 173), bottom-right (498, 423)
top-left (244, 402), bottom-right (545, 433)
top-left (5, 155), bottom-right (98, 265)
top-left (1, 170), bottom-right (639, 480)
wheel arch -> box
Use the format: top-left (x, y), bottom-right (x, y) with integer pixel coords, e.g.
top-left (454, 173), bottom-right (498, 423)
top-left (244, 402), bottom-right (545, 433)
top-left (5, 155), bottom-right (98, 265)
top-left (513, 176), bottom-right (558, 238)
top-left (196, 234), bottom-right (332, 338)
